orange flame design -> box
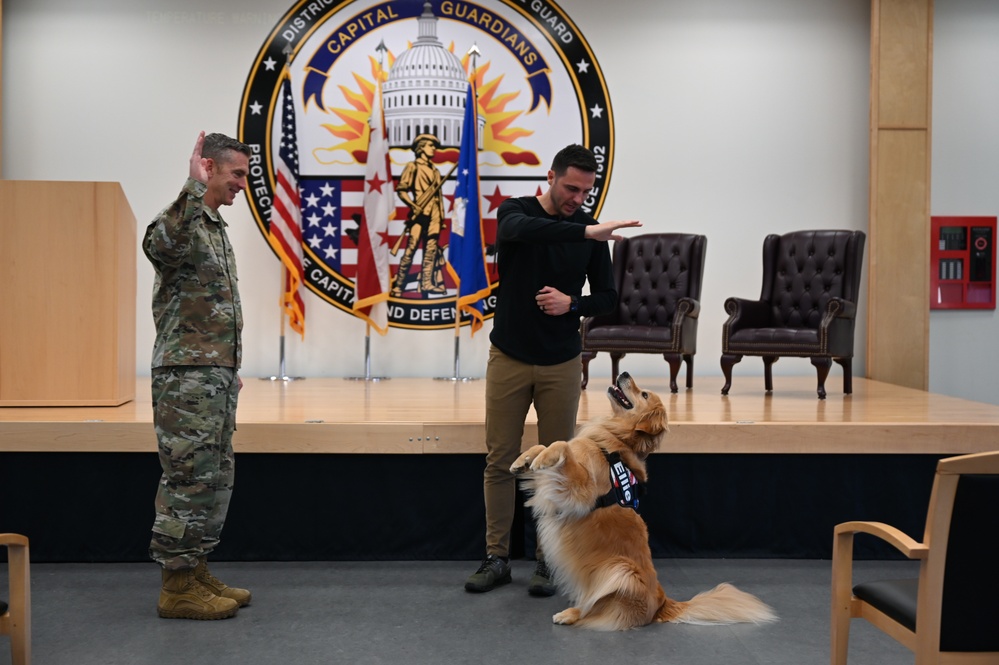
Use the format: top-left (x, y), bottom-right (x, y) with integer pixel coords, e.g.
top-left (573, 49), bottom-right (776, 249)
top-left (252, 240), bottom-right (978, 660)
top-left (316, 44), bottom-right (538, 167)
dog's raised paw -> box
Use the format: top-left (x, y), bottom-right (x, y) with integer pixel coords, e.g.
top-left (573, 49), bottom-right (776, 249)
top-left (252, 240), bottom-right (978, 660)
top-left (553, 608), bottom-right (581, 625)
top-left (511, 445), bottom-right (548, 474)
top-left (530, 441), bottom-right (567, 471)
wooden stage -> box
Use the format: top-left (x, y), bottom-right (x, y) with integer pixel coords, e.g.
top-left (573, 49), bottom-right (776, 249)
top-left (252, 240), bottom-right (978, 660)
top-left (2, 375), bottom-right (999, 456)
top-left (4, 375), bottom-right (999, 562)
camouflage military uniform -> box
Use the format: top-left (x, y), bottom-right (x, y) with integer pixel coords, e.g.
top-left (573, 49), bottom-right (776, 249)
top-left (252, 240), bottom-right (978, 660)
top-left (143, 177), bottom-right (243, 570)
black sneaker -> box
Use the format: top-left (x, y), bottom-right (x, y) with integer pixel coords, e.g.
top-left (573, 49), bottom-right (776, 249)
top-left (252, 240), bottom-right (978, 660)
top-left (464, 554), bottom-right (512, 593)
top-left (527, 559), bottom-right (556, 597)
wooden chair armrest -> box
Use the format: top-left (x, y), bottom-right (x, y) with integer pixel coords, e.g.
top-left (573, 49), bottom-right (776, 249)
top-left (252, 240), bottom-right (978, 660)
top-left (833, 521), bottom-right (928, 559)
top-left (0, 533), bottom-right (30, 548)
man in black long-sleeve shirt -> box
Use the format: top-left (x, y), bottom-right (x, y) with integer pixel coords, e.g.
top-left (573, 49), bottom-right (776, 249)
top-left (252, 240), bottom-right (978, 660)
top-left (464, 144), bottom-right (641, 595)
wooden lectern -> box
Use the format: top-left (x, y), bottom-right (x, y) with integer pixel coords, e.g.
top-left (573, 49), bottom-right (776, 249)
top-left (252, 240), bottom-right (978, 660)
top-left (0, 181), bottom-right (136, 406)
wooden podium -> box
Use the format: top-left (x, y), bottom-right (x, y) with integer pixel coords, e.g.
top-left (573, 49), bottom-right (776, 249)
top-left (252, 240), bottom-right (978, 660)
top-left (0, 181), bottom-right (136, 406)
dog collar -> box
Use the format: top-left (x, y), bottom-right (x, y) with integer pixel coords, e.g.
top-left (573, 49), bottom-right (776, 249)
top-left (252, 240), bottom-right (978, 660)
top-left (593, 451), bottom-right (644, 511)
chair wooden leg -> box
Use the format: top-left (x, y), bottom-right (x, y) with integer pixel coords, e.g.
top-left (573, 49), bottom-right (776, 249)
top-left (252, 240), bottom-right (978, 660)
top-left (1, 534), bottom-right (31, 665)
top-left (763, 356), bottom-right (778, 392)
top-left (664, 353), bottom-right (682, 393)
top-left (580, 351), bottom-right (596, 389)
top-left (720, 354), bottom-right (742, 395)
top-left (830, 530), bottom-right (855, 665)
top-left (610, 353), bottom-right (625, 381)
top-left (834, 357), bottom-right (853, 394)
top-left (684, 354), bottom-right (694, 390)
top-left (811, 357), bottom-right (832, 400)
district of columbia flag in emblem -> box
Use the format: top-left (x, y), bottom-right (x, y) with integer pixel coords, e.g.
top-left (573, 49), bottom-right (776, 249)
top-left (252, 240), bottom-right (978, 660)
top-left (268, 70), bottom-right (306, 338)
top-left (353, 72), bottom-right (394, 335)
top-left (446, 82), bottom-right (490, 335)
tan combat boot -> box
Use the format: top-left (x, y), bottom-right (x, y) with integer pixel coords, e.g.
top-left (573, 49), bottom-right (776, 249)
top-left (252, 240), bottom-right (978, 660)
top-left (158, 568), bottom-right (239, 620)
top-left (195, 558), bottom-right (252, 607)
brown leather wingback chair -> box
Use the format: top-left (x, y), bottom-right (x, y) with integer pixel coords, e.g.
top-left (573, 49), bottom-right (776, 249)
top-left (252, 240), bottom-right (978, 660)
top-left (720, 229), bottom-right (865, 399)
top-left (581, 233), bottom-right (706, 393)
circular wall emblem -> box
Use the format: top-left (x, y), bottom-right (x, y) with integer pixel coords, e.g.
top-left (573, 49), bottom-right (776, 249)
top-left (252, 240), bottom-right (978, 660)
top-left (239, 0), bottom-right (614, 330)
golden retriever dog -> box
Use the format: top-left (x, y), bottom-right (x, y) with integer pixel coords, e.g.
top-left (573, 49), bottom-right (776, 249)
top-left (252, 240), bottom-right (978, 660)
top-left (511, 372), bottom-right (777, 631)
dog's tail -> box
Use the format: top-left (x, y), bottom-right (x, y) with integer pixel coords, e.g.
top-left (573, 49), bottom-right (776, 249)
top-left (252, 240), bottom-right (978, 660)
top-left (655, 583), bottom-right (778, 626)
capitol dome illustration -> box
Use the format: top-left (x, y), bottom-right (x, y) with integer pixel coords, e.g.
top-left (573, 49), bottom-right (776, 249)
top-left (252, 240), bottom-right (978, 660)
top-left (384, 2), bottom-right (486, 149)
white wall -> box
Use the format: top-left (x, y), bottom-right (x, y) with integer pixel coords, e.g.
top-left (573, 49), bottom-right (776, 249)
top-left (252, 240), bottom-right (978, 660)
top-left (14, 0), bottom-right (992, 399)
top-left (929, 0), bottom-right (999, 405)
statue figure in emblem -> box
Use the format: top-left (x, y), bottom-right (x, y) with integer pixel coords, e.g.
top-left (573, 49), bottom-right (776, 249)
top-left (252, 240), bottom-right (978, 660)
top-left (391, 133), bottom-right (448, 296)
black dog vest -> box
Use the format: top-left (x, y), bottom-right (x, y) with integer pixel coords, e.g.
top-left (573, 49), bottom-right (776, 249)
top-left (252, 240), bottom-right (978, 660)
top-left (593, 451), bottom-right (644, 511)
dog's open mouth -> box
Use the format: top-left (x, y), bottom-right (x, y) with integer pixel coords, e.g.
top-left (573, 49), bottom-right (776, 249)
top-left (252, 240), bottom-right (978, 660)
top-left (607, 384), bottom-right (634, 410)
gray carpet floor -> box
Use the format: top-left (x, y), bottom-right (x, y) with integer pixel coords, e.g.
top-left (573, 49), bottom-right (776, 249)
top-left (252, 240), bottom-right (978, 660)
top-left (3, 558), bottom-right (918, 665)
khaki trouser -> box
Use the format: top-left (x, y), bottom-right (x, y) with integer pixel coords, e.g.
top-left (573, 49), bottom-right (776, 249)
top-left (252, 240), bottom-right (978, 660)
top-left (483, 345), bottom-right (581, 558)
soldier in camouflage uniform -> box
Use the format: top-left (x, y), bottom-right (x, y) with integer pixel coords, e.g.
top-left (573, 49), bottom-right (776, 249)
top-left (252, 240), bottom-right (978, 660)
top-left (143, 131), bottom-right (252, 620)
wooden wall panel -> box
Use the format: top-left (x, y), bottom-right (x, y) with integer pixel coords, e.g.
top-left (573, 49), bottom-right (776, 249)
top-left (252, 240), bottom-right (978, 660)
top-left (878, 0), bottom-right (930, 128)
top-left (867, 0), bottom-right (933, 390)
top-left (869, 130), bottom-right (929, 387)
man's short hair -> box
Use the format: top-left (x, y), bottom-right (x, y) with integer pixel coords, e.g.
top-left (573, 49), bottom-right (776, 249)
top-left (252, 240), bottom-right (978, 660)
top-left (203, 133), bottom-right (251, 164)
top-left (551, 144), bottom-right (597, 176)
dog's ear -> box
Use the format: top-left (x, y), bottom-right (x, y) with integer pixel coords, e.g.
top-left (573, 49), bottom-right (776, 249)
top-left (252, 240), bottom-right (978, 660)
top-left (635, 403), bottom-right (668, 438)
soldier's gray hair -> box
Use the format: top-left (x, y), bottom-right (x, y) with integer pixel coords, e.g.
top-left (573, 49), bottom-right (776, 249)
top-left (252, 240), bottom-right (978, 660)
top-left (203, 133), bottom-right (252, 164)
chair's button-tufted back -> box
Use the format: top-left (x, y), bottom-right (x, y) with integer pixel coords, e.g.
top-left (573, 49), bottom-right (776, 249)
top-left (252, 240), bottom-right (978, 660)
top-left (767, 230), bottom-right (859, 329)
top-left (617, 234), bottom-right (699, 326)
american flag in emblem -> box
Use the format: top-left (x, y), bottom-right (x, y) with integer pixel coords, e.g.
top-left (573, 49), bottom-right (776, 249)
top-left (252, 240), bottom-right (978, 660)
top-left (300, 178), bottom-right (346, 274)
top-left (301, 176), bottom-right (502, 286)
